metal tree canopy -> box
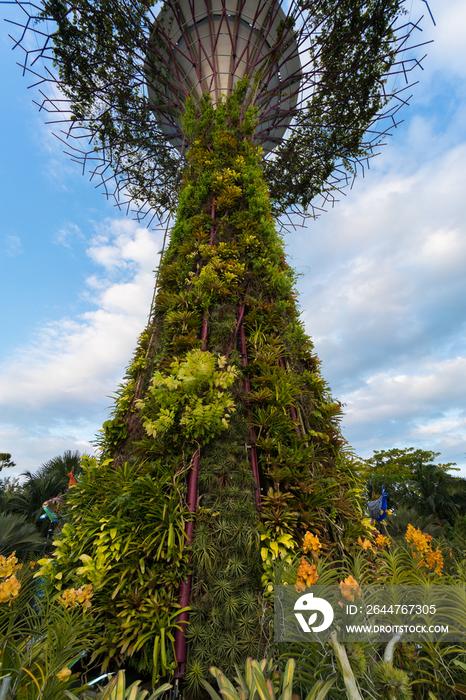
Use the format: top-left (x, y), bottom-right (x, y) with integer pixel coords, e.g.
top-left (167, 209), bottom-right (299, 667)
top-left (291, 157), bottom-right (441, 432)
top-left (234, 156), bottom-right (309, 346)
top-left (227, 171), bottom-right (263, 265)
top-left (8, 0), bottom-right (429, 223)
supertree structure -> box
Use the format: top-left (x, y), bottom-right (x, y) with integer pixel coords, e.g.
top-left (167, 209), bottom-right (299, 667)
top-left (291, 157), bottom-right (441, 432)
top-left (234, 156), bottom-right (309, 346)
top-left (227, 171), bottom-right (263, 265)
top-left (8, 0), bottom-right (428, 223)
top-left (6, 0), bottom-right (431, 692)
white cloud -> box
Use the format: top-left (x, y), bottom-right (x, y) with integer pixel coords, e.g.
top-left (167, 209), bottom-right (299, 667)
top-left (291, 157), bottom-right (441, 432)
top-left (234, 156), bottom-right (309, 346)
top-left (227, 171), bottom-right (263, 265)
top-left (287, 125), bottom-right (466, 472)
top-left (295, 139), bottom-right (466, 370)
top-left (0, 218), bottom-right (163, 472)
top-left (53, 222), bottom-right (84, 248)
top-left (427, 0), bottom-right (466, 79)
top-left (0, 218), bottom-right (162, 407)
top-left (339, 357), bottom-right (466, 474)
top-left (420, 228), bottom-right (466, 270)
top-left (4, 234), bottom-right (23, 257)
top-left (87, 218), bottom-right (160, 272)
top-left (343, 357), bottom-right (466, 424)
top-left (0, 311), bottom-right (139, 409)
top-left (0, 422), bottom-right (98, 481)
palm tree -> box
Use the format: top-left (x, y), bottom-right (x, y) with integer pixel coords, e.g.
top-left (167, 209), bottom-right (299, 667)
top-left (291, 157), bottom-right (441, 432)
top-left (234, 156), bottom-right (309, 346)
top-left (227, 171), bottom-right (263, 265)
top-left (0, 475), bottom-right (20, 514)
top-left (38, 450), bottom-right (82, 483)
top-left (410, 464), bottom-right (466, 534)
top-left (363, 448), bottom-right (466, 537)
top-left (0, 513), bottom-right (44, 557)
top-left (7, 450), bottom-right (82, 534)
top-left (384, 507), bottom-right (441, 539)
top-left (0, 453), bottom-right (16, 472)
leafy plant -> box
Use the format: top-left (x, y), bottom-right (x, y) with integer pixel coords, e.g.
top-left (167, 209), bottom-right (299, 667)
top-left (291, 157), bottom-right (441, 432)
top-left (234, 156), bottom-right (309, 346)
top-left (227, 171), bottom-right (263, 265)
top-left (271, 523), bottom-right (466, 700)
top-left (358, 448), bottom-right (466, 538)
top-left (0, 566), bottom-right (92, 700)
top-left (65, 670), bottom-right (172, 700)
top-left (35, 457), bottom-right (191, 677)
top-left (136, 350), bottom-right (238, 445)
top-left (3, 450), bottom-right (82, 536)
top-left (0, 513), bottom-right (44, 557)
top-left (0, 454), bottom-right (15, 472)
top-left (260, 531), bottom-right (297, 595)
top-left (201, 657), bottom-right (335, 700)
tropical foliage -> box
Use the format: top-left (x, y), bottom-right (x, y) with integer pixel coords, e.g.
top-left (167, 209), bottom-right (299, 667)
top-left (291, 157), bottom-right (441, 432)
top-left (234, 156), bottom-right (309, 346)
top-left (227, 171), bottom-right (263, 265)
top-left (36, 456), bottom-right (190, 681)
top-left (202, 657), bottom-right (335, 700)
top-left (2, 510), bottom-right (466, 699)
top-left (0, 513), bottom-right (44, 558)
top-left (273, 527), bottom-right (466, 700)
top-left (359, 448), bottom-right (466, 544)
top-left (0, 559), bottom-right (93, 700)
top-left (0, 450), bottom-right (82, 540)
top-left (0, 454), bottom-right (15, 472)
top-left (0, 556), bottom-right (174, 700)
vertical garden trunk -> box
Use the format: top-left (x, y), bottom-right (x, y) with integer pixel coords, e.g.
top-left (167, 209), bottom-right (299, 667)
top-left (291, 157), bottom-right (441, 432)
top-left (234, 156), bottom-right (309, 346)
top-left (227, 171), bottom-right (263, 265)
top-left (48, 87), bottom-right (366, 694)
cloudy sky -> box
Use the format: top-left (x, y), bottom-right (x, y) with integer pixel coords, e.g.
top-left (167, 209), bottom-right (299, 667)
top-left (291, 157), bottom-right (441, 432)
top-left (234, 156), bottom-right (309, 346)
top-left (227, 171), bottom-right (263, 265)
top-left (1, 0), bottom-right (465, 480)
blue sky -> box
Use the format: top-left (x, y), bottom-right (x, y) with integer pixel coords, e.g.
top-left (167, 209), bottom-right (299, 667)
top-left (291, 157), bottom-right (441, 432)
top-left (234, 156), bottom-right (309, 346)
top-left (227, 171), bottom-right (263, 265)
top-left (1, 0), bottom-right (466, 479)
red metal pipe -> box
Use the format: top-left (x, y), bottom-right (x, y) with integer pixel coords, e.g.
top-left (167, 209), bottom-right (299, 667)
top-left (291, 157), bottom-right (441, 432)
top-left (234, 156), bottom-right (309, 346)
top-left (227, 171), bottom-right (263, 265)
top-left (240, 323), bottom-right (261, 511)
top-left (174, 448), bottom-right (200, 677)
top-left (226, 283), bottom-right (250, 357)
top-left (174, 195), bottom-right (216, 676)
top-left (201, 312), bottom-right (209, 351)
top-left (278, 357), bottom-right (301, 436)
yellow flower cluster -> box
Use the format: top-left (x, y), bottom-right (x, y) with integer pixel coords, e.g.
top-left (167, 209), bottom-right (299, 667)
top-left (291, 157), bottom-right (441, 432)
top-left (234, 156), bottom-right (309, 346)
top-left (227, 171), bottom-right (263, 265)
top-left (58, 584), bottom-right (93, 610)
top-left (405, 524), bottom-right (431, 552)
top-left (302, 532), bottom-right (322, 555)
top-left (424, 548), bottom-right (444, 575)
top-left (0, 575), bottom-right (21, 604)
top-left (375, 533), bottom-right (391, 550)
top-left (358, 532), bottom-right (390, 551)
top-left (0, 552), bottom-right (22, 578)
top-left (295, 557), bottom-right (319, 591)
top-left (339, 575), bottom-right (362, 602)
top-left (0, 552), bottom-right (22, 604)
top-left (405, 524), bottom-right (444, 575)
top-left (295, 532), bottom-right (322, 591)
